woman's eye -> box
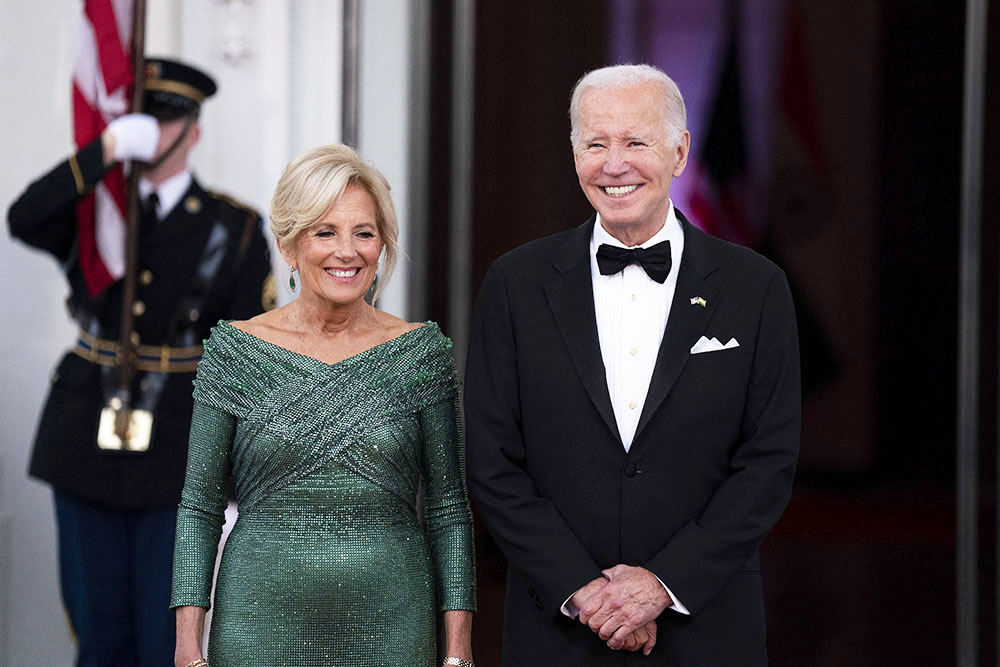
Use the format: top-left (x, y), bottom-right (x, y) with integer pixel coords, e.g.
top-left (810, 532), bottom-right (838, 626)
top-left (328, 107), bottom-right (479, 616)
top-left (316, 231), bottom-right (334, 238)
top-left (357, 231), bottom-right (375, 239)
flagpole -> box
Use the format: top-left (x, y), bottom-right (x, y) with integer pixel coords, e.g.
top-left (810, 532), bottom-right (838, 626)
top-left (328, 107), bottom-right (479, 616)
top-left (341, 0), bottom-right (360, 147)
top-left (448, 0), bottom-right (476, 371)
top-left (957, 0), bottom-right (988, 663)
top-left (114, 0), bottom-right (147, 439)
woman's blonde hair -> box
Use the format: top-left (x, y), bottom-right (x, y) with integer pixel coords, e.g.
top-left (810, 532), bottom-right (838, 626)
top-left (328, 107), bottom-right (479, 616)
top-left (269, 144), bottom-right (399, 300)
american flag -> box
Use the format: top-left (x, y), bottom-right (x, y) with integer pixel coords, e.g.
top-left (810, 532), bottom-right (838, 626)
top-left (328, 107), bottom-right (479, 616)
top-left (686, 24), bottom-right (754, 248)
top-left (72, 0), bottom-right (134, 297)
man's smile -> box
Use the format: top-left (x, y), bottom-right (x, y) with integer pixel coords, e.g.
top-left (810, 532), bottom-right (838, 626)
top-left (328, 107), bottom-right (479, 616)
top-left (601, 184), bottom-right (642, 197)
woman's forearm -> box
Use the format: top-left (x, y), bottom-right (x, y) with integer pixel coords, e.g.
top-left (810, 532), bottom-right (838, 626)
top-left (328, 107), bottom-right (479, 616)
top-left (174, 605), bottom-right (207, 667)
top-left (442, 609), bottom-right (474, 662)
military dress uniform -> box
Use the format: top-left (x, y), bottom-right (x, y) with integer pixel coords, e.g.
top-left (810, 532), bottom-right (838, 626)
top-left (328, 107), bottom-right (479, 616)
top-left (6, 59), bottom-right (272, 666)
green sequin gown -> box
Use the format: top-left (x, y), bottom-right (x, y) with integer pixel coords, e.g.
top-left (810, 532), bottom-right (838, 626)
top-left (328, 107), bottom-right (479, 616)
top-left (170, 322), bottom-right (476, 666)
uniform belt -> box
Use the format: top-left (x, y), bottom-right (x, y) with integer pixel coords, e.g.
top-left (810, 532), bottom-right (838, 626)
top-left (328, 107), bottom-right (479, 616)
top-left (73, 329), bottom-right (203, 373)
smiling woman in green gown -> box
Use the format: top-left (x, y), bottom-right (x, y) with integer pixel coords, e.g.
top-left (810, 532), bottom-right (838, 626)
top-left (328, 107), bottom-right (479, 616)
top-left (170, 144), bottom-right (476, 667)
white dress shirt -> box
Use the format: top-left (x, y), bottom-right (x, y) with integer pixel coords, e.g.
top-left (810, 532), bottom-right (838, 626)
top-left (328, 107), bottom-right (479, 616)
top-left (138, 170), bottom-right (192, 222)
top-left (561, 202), bottom-right (690, 618)
top-left (590, 203), bottom-right (684, 451)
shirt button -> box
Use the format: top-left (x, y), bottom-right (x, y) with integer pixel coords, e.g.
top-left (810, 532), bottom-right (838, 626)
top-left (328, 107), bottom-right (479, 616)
top-left (631, 293), bottom-right (639, 301)
top-left (630, 348), bottom-right (638, 356)
top-left (131, 300), bottom-right (146, 316)
top-left (628, 402), bottom-right (636, 410)
top-left (139, 269), bottom-right (153, 285)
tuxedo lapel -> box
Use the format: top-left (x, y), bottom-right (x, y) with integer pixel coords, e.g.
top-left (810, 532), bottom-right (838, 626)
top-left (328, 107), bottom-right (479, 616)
top-left (543, 217), bottom-right (622, 446)
top-left (635, 215), bottom-right (721, 440)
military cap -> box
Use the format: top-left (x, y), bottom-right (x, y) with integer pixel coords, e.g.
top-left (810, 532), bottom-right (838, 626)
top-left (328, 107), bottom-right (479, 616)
top-left (142, 58), bottom-right (217, 120)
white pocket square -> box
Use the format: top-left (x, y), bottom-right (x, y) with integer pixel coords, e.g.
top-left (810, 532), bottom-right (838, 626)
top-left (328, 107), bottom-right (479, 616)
top-left (690, 336), bottom-right (740, 355)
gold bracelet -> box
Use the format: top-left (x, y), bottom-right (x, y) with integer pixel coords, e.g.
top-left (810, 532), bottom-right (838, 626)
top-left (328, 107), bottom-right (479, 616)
top-left (184, 659), bottom-right (208, 667)
top-left (442, 658), bottom-right (474, 667)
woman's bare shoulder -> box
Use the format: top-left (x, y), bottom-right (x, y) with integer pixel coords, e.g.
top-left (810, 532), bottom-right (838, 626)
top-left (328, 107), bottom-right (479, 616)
top-left (229, 307), bottom-right (289, 337)
top-left (374, 310), bottom-right (425, 339)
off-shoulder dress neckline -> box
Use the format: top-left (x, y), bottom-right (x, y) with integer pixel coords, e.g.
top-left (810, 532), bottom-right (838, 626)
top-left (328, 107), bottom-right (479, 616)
top-left (218, 319), bottom-right (435, 369)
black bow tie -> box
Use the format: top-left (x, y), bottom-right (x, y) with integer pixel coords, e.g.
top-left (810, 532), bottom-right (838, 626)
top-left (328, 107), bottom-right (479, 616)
top-left (596, 240), bottom-right (672, 283)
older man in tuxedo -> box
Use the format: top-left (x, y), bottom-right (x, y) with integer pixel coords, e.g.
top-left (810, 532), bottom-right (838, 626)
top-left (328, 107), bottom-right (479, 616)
top-left (465, 64), bottom-right (800, 666)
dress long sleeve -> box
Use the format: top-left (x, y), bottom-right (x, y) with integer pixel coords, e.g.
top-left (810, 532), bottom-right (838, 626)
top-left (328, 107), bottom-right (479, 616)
top-left (171, 400), bottom-right (235, 609)
top-left (420, 394), bottom-right (477, 612)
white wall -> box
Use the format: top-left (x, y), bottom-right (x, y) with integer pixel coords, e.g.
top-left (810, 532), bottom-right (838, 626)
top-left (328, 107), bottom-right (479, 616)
top-left (358, 0), bottom-right (414, 319)
top-left (0, 1), bottom-right (416, 663)
top-left (1, 2), bottom-right (85, 663)
top-left (147, 0), bottom-right (346, 308)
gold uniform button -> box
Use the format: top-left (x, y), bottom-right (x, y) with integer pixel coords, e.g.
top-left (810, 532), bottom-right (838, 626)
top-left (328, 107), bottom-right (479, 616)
top-left (630, 348), bottom-right (638, 356)
top-left (131, 300), bottom-right (146, 316)
top-left (130, 331), bottom-right (141, 346)
top-left (628, 402), bottom-right (637, 410)
top-left (184, 195), bottom-right (202, 214)
top-left (631, 293), bottom-right (639, 301)
top-left (139, 269), bottom-right (153, 285)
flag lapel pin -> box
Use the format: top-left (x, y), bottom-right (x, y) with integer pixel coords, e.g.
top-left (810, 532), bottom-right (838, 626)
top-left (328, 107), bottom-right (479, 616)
top-left (690, 296), bottom-right (707, 307)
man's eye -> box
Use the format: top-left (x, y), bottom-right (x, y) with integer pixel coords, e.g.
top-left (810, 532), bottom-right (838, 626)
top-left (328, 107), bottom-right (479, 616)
top-left (588, 143), bottom-right (605, 150)
top-left (628, 141), bottom-right (646, 148)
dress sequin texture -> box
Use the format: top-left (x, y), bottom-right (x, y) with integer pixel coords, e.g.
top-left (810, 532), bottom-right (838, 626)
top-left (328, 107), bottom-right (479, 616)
top-left (171, 321), bottom-right (476, 666)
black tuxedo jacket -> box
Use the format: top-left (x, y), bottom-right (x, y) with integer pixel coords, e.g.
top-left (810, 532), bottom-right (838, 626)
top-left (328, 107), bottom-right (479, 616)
top-left (465, 213), bottom-right (800, 666)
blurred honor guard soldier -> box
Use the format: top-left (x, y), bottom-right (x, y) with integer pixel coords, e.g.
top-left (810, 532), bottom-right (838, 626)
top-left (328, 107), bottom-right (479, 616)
top-left (7, 58), bottom-right (272, 666)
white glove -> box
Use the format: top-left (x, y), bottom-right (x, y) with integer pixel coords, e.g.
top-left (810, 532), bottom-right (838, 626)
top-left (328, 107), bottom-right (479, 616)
top-left (105, 113), bottom-right (159, 162)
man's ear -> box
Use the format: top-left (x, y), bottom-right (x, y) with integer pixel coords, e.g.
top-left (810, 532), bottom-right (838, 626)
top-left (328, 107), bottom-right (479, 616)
top-left (188, 121), bottom-right (202, 146)
top-left (672, 131), bottom-right (691, 177)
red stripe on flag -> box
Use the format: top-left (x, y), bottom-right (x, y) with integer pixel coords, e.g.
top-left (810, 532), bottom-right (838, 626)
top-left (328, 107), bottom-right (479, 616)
top-left (72, 82), bottom-right (106, 148)
top-left (688, 165), bottom-right (753, 247)
top-left (104, 165), bottom-right (128, 215)
top-left (73, 0), bottom-right (133, 297)
top-left (84, 0), bottom-right (132, 95)
top-left (688, 186), bottom-right (720, 238)
top-left (75, 197), bottom-right (115, 296)
top-left (73, 80), bottom-right (119, 296)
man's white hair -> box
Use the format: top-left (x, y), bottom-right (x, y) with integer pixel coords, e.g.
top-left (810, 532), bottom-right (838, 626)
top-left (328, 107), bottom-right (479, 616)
top-left (569, 64), bottom-right (687, 148)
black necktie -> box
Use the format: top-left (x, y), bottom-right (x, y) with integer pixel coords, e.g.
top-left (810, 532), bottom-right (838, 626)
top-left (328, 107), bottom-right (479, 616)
top-left (143, 192), bottom-right (159, 222)
top-left (596, 240), bottom-right (672, 283)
